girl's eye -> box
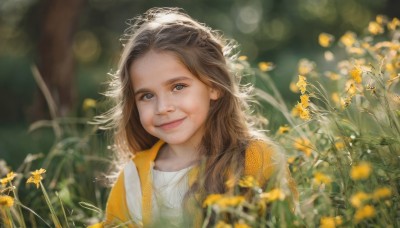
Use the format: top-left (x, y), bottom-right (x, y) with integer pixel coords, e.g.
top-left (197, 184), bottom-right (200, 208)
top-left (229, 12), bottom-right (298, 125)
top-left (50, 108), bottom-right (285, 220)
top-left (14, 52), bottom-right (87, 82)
top-left (173, 84), bottom-right (187, 91)
top-left (140, 93), bottom-right (154, 100)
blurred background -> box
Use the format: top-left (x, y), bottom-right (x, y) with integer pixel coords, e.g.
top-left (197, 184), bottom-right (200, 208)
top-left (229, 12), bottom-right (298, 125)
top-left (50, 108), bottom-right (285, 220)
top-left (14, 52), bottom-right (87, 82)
top-left (0, 0), bottom-right (399, 169)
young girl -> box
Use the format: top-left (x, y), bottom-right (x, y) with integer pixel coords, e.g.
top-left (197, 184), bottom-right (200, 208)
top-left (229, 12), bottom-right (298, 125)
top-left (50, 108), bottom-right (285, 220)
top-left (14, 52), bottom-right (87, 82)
top-left (96, 7), bottom-right (297, 227)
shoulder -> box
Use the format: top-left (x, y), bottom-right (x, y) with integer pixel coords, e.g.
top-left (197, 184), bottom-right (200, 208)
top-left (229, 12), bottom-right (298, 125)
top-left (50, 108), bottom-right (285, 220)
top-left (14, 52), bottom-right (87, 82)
top-left (104, 160), bottom-right (142, 224)
top-left (246, 139), bottom-right (275, 155)
top-left (107, 160), bottom-right (138, 201)
top-left (106, 160), bottom-right (139, 202)
top-left (246, 139), bottom-right (299, 203)
top-left (244, 139), bottom-right (285, 182)
top-left (132, 140), bottom-right (164, 165)
top-left (104, 163), bottom-right (132, 223)
top-left (245, 139), bottom-right (282, 166)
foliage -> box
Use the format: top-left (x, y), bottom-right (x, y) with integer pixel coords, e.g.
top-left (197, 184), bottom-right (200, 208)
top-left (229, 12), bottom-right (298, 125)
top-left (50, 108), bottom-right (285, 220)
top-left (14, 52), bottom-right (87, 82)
top-left (253, 15), bottom-right (398, 227)
top-left (1, 15), bottom-right (399, 228)
top-left (0, 99), bottom-right (109, 227)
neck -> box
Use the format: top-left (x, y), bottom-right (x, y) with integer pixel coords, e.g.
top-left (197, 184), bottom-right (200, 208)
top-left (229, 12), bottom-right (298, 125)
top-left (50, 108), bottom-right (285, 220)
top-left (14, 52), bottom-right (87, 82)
top-left (168, 143), bottom-right (198, 158)
top-left (154, 143), bottom-right (200, 171)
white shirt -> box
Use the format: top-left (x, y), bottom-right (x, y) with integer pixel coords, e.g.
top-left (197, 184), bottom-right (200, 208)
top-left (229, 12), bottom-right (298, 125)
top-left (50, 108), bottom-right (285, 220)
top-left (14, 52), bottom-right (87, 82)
top-left (124, 161), bottom-right (191, 225)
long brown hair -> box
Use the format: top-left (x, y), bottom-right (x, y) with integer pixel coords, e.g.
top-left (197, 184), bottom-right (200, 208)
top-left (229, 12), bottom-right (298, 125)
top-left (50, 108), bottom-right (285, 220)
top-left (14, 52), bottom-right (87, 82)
top-left (97, 7), bottom-right (266, 197)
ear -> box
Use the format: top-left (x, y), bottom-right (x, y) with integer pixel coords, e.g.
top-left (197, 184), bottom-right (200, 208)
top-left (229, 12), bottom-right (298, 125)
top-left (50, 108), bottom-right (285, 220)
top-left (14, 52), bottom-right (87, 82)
top-left (209, 87), bottom-right (220, 100)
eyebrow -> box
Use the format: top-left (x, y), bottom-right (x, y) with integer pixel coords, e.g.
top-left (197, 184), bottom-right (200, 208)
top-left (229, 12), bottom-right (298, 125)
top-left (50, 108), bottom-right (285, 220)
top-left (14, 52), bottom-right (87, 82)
top-left (164, 76), bottom-right (192, 85)
top-left (133, 76), bottom-right (192, 97)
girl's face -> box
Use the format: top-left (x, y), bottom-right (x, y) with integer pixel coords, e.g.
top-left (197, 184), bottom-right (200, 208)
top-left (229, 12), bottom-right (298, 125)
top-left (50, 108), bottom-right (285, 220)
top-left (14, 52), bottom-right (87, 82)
top-left (130, 50), bottom-right (219, 148)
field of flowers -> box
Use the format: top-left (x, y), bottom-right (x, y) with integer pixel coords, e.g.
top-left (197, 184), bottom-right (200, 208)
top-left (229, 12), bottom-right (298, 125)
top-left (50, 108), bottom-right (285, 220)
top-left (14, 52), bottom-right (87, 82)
top-left (1, 16), bottom-right (399, 227)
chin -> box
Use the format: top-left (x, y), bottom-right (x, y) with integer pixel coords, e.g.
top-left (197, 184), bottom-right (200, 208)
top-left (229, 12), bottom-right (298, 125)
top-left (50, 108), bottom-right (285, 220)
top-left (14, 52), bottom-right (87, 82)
top-left (159, 135), bottom-right (193, 146)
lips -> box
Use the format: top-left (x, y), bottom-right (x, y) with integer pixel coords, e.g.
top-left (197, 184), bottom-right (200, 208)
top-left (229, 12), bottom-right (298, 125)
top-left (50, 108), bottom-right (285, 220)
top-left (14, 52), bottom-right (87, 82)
top-left (156, 117), bottom-right (186, 130)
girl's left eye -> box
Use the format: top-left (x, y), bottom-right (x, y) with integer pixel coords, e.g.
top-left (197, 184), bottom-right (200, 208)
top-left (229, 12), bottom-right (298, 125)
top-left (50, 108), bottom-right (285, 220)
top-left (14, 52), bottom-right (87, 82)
top-left (173, 84), bottom-right (187, 91)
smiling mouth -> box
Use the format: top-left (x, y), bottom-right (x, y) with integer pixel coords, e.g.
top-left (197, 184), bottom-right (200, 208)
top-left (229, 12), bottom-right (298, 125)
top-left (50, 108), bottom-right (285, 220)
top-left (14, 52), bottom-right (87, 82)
top-left (156, 118), bottom-right (186, 130)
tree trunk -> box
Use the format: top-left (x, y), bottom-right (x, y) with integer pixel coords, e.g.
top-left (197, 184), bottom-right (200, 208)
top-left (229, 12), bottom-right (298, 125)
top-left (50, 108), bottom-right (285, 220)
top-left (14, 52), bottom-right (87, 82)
top-left (29, 0), bottom-right (85, 121)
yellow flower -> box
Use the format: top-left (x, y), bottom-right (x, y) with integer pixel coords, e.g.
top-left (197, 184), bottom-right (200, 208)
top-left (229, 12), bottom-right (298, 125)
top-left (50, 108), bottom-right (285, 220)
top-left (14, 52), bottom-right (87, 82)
top-left (320, 216), bottom-right (343, 228)
top-left (340, 31), bottom-right (356, 47)
top-left (318, 33), bottom-right (334, 47)
top-left (0, 179), bottom-right (7, 187)
top-left (368, 21), bottom-right (384, 35)
top-left (204, 194), bottom-right (245, 209)
top-left (277, 125), bottom-right (290, 134)
top-left (258, 61), bottom-right (275, 72)
top-left (203, 194), bottom-right (223, 207)
top-left (325, 71), bottom-right (340, 80)
top-left (334, 141), bottom-right (345, 150)
top-left (376, 15), bottom-right (387, 24)
top-left (290, 82), bottom-right (299, 93)
top-left (238, 175), bottom-right (259, 188)
top-left (291, 103), bottom-right (301, 116)
top-left (0, 195), bottom-right (14, 207)
top-left (216, 221), bottom-right (232, 228)
top-left (83, 98), bottom-right (97, 111)
top-left (313, 172), bottom-right (332, 185)
top-left (6, 172), bottom-right (16, 181)
top-left (299, 108), bottom-right (310, 120)
top-left (345, 81), bottom-right (357, 96)
top-left (350, 192), bottom-right (370, 208)
top-left (334, 216), bottom-right (343, 225)
top-left (350, 163), bottom-right (372, 180)
top-left (386, 63), bottom-right (395, 72)
top-left (331, 93), bottom-right (340, 105)
top-left (260, 188), bottom-right (285, 202)
top-left (287, 156), bottom-right (296, 164)
top-left (298, 59), bottom-right (315, 75)
top-left (26, 168), bottom-right (46, 189)
top-left (0, 172), bottom-right (17, 187)
top-left (347, 84), bottom-right (356, 95)
top-left (300, 94), bottom-right (309, 108)
top-left (216, 196), bottom-right (245, 208)
top-left (372, 187), bottom-right (392, 200)
top-left (350, 68), bottom-right (362, 84)
top-left (87, 223), bottom-right (103, 228)
top-left (238, 55), bottom-right (248, 61)
top-left (296, 75), bottom-right (307, 94)
top-left (234, 223), bottom-right (250, 228)
top-left (387, 17), bottom-right (400, 31)
top-left (294, 138), bottom-right (312, 157)
top-left (354, 205), bottom-right (375, 223)
top-left (341, 96), bottom-right (352, 109)
top-left (292, 103), bottom-right (310, 120)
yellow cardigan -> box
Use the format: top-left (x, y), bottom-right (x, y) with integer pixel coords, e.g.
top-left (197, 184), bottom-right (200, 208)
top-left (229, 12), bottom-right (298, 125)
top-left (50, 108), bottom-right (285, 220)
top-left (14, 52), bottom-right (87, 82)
top-left (99, 140), bottom-right (297, 227)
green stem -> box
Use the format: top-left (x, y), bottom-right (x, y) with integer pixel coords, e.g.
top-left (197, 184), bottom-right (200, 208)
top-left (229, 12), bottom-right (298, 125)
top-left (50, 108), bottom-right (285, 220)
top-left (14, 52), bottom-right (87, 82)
top-left (5, 208), bottom-right (15, 227)
top-left (56, 192), bottom-right (70, 228)
top-left (201, 207), bottom-right (212, 228)
top-left (10, 182), bottom-right (27, 228)
top-left (39, 181), bottom-right (62, 228)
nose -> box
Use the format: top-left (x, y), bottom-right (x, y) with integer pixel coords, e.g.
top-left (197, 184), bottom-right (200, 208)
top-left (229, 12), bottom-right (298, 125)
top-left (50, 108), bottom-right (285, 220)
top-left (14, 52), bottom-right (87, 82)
top-left (156, 95), bottom-right (175, 114)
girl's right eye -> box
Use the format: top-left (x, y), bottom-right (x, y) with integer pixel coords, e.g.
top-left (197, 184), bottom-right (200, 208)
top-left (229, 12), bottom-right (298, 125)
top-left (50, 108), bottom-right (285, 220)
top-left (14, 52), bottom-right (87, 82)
top-left (140, 93), bottom-right (154, 100)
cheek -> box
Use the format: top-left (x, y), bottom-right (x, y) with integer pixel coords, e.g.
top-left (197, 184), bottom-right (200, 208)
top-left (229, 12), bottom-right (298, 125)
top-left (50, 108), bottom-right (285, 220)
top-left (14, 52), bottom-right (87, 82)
top-left (136, 104), bottom-right (153, 126)
top-left (183, 96), bottom-right (211, 117)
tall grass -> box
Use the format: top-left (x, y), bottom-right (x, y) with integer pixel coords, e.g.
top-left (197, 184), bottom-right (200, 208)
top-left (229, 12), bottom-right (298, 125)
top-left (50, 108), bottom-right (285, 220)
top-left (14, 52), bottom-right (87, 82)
top-left (0, 67), bottom-right (109, 226)
top-left (202, 16), bottom-right (399, 227)
top-left (1, 15), bottom-right (399, 227)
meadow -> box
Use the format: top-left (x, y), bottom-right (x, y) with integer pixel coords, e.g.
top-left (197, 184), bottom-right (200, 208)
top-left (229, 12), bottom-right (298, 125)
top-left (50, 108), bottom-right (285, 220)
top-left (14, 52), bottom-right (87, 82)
top-left (1, 15), bottom-right (399, 228)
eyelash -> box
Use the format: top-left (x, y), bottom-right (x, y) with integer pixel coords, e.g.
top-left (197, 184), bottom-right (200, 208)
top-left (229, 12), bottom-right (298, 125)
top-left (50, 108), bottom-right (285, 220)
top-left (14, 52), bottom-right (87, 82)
top-left (172, 83), bottom-right (187, 91)
top-left (139, 93), bottom-right (154, 101)
top-left (138, 83), bottom-right (188, 101)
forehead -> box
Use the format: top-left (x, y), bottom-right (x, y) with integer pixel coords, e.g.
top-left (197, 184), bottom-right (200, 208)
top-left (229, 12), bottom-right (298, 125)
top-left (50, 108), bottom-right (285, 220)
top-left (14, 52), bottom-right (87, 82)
top-left (130, 50), bottom-right (195, 88)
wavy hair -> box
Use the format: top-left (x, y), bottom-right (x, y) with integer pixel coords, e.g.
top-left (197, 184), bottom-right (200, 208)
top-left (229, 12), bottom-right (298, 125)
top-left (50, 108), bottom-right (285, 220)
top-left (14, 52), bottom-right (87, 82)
top-left (97, 7), bottom-right (268, 199)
